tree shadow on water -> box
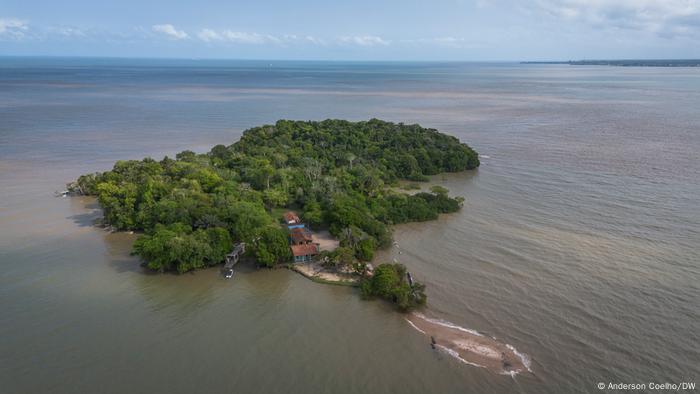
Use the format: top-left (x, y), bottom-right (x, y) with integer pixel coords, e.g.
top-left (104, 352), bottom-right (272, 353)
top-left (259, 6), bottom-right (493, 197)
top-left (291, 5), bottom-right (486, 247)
top-left (67, 211), bottom-right (103, 227)
top-left (66, 195), bottom-right (103, 227)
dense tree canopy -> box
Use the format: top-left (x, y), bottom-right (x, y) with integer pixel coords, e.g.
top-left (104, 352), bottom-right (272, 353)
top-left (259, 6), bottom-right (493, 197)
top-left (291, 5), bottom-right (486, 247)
top-left (360, 263), bottom-right (427, 311)
top-left (71, 119), bottom-right (479, 272)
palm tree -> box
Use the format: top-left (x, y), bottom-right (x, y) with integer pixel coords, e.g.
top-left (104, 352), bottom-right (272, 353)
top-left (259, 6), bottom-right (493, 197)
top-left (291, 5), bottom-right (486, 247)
top-left (340, 226), bottom-right (362, 248)
top-left (346, 152), bottom-right (357, 169)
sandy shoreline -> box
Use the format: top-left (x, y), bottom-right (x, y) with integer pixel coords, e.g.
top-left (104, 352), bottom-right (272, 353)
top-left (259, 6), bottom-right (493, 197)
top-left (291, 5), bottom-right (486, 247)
top-left (290, 261), bottom-right (359, 286)
top-left (407, 313), bottom-right (531, 375)
top-left (288, 232), bottom-right (531, 376)
top-left (288, 229), bottom-right (357, 285)
top-left (289, 264), bottom-right (533, 376)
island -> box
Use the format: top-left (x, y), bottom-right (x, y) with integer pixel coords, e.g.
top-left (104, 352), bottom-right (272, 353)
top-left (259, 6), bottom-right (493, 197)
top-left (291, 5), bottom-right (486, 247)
top-left (521, 59), bottom-right (700, 67)
top-left (69, 119), bottom-right (479, 311)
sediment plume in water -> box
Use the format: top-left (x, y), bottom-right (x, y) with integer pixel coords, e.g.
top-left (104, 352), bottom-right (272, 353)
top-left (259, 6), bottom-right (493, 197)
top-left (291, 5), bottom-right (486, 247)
top-left (407, 313), bottom-right (531, 375)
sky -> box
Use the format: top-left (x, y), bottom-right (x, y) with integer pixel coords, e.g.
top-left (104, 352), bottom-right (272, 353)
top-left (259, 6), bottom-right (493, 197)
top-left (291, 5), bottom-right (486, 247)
top-left (1, 0), bottom-right (699, 60)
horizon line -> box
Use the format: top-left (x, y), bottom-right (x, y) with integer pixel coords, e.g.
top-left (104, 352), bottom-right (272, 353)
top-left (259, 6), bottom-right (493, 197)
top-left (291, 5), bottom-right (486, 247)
top-left (1, 54), bottom-right (700, 63)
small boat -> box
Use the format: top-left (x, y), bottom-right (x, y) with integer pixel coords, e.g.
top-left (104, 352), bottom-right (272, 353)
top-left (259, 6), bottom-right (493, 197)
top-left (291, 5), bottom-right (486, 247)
top-left (223, 268), bottom-right (234, 279)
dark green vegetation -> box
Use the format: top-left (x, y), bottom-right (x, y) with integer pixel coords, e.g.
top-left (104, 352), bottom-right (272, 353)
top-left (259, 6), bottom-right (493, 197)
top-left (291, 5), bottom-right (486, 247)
top-left (71, 119), bottom-right (478, 274)
top-left (360, 264), bottom-right (427, 311)
top-left (521, 59), bottom-right (700, 67)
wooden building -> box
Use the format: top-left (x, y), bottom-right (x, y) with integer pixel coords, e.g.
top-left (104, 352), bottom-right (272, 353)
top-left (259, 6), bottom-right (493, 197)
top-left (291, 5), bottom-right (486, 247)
top-left (289, 227), bottom-right (313, 245)
top-left (283, 211), bottom-right (301, 225)
top-left (291, 243), bottom-right (320, 263)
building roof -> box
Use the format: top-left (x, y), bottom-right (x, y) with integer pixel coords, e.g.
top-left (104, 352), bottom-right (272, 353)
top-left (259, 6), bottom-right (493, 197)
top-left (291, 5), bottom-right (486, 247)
top-left (289, 227), bottom-right (313, 243)
top-left (283, 211), bottom-right (300, 223)
top-left (291, 243), bottom-right (319, 257)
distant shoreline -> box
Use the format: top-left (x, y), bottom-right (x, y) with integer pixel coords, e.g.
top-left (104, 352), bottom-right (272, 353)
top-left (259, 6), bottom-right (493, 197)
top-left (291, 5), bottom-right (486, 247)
top-left (521, 59), bottom-right (700, 67)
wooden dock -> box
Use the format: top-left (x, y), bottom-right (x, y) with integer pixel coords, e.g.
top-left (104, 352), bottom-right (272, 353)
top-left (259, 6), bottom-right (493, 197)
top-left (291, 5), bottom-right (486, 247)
top-left (223, 242), bottom-right (245, 278)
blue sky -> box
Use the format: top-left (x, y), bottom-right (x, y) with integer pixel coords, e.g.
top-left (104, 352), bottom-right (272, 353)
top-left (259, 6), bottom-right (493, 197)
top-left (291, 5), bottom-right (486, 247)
top-left (1, 0), bottom-right (699, 60)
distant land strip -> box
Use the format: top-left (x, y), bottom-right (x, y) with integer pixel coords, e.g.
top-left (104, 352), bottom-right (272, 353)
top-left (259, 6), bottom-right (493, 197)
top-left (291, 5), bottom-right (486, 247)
top-left (521, 59), bottom-right (700, 67)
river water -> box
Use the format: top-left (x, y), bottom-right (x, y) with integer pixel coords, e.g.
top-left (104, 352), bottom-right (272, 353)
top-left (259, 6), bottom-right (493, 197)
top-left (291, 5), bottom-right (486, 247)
top-left (1, 58), bottom-right (698, 393)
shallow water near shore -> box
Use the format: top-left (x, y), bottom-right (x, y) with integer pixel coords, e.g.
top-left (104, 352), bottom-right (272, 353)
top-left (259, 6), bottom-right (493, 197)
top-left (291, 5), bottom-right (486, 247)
top-left (406, 312), bottom-right (531, 375)
top-left (1, 59), bottom-right (699, 393)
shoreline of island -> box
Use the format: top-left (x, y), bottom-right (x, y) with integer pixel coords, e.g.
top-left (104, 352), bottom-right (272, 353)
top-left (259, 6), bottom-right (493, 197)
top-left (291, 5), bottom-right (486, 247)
top-left (287, 261), bottom-right (360, 287)
top-left (68, 119), bottom-right (477, 312)
top-left (65, 119), bottom-right (536, 375)
top-left (521, 59), bottom-right (700, 67)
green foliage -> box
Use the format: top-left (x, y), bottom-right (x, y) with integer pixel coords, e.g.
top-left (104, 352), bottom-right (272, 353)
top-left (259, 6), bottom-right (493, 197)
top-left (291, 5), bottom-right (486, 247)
top-left (360, 263), bottom-right (427, 311)
top-left (355, 238), bottom-right (376, 261)
top-left (254, 226), bottom-right (292, 268)
top-left (320, 246), bottom-right (356, 269)
top-left (132, 224), bottom-right (232, 273)
top-left (429, 185), bottom-right (448, 196)
top-left (97, 181), bottom-right (138, 230)
top-left (364, 264), bottom-right (401, 298)
top-left (75, 119), bottom-right (477, 273)
top-left (263, 188), bottom-right (288, 210)
top-left (370, 187), bottom-right (463, 225)
top-left (205, 227), bottom-right (234, 264)
top-left (333, 246), bottom-right (355, 267)
top-left (219, 201), bottom-right (272, 242)
top-left (302, 200), bottom-right (324, 226)
top-left (236, 119), bottom-right (478, 179)
top-left (70, 172), bottom-right (103, 195)
top-left (328, 194), bottom-right (392, 248)
top-left (414, 191), bottom-right (464, 214)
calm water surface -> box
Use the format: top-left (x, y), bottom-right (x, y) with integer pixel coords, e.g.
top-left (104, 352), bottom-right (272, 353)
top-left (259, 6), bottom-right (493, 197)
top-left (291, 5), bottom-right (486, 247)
top-left (1, 58), bottom-right (699, 393)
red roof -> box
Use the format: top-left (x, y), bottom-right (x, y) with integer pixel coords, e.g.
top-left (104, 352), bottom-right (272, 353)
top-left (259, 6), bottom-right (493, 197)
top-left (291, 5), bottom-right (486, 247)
top-left (283, 211), bottom-right (300, 223)
top-left (289, 227), bottom-right (313, 243)
top-left (291, 243), bottom-right (319, 257)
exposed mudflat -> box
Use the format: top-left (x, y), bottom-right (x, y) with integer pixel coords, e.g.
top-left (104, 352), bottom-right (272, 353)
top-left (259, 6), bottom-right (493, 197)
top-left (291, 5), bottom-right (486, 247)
top-left (407, 313), bottom-right (531, 375)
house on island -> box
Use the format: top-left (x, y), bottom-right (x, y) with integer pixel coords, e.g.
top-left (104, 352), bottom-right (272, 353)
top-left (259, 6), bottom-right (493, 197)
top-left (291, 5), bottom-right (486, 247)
top-left (283, 211), bottom-right (320, 262)
top-left (289, 227), bottom-right (313, 245)
top-left (291, 243), bottom-right (320, 263)
top-left (284, 211), bottom-right (302, 227)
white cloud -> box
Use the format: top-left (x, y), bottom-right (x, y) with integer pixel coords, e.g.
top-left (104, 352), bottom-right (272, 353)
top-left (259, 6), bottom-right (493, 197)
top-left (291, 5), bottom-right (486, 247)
top-left (403, 36), bottom-right (481, 48)
top-left (197, 29), bottom-right (276, 44)
top-left (197, 29), bottom-right (324, 45)
top-left (221, 30), bottom-right (277, 44)
top-left (53, 26), bottom-right (86, 37)
top-left (282, 34), bottom-right (326, 45)
top-left (197, 28), bottom-right (221, 42)
top-left (338, 35), bottom-right (390, 46)
top-left (536, 0), bottom-right (700, 37)
top-left (0, 18), bottom-right (29, 39)
top-left (152, 24), bottom-right (189, 40)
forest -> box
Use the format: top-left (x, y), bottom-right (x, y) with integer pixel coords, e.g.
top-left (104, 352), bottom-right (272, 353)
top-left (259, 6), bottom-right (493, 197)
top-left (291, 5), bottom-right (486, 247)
top-left (70, 119), bottom-right (479, 276)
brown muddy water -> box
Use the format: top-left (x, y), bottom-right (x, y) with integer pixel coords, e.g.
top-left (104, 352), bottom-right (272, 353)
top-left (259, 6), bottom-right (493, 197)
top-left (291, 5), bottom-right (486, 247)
top-left (1, 59), bottom-right (699, 393)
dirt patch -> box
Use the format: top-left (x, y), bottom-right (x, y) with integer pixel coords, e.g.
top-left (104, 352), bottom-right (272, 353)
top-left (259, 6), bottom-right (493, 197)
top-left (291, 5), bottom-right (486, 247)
top-left (312, 230), bottom-right (340, 252)
top-left (291, 261), bottom-right (358, 285)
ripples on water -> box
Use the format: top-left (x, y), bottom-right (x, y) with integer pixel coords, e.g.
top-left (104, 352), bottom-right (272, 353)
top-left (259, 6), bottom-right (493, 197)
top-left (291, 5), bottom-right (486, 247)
top-left (0, 59), bottom-right (699, 393)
